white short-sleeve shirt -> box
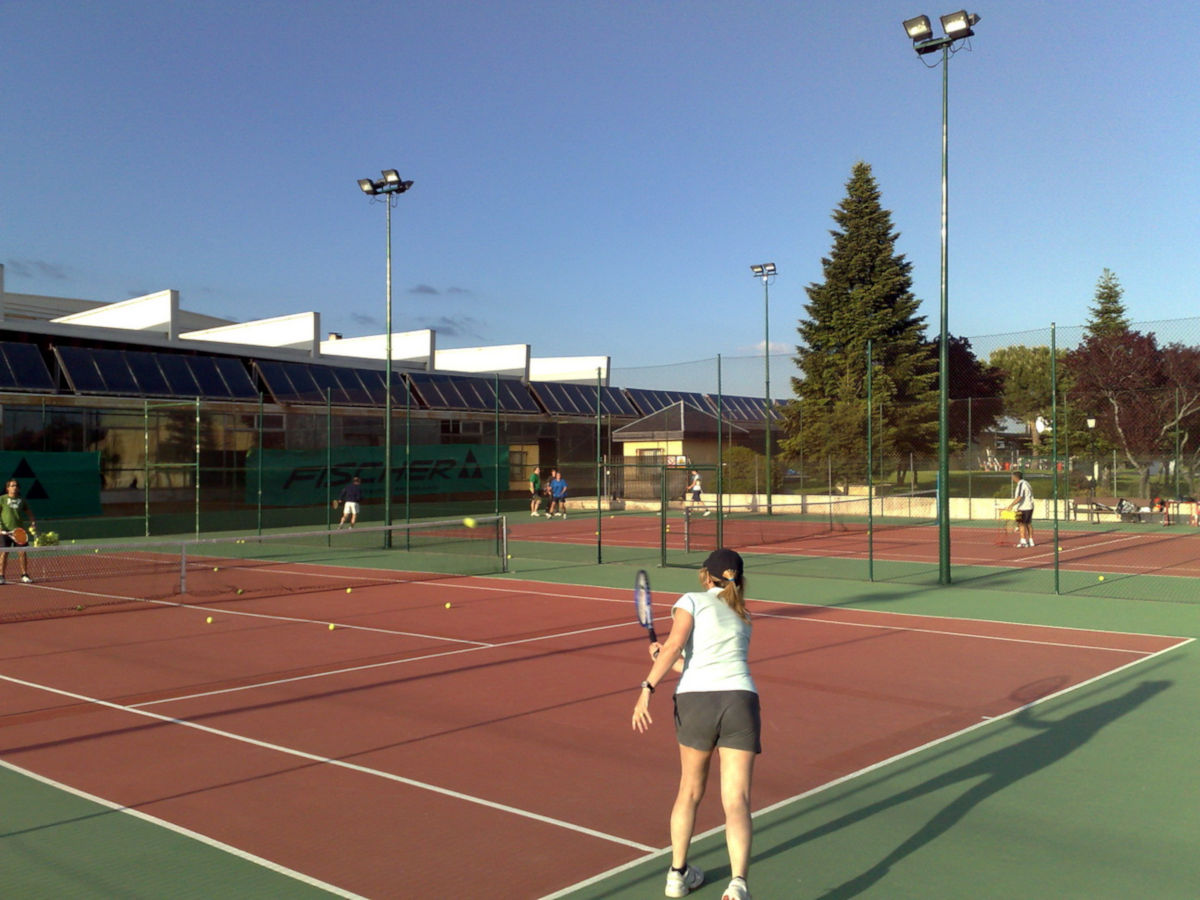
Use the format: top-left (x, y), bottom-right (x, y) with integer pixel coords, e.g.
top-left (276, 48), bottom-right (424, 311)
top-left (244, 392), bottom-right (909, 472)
top-left (672, 587), bottom-right (756, 694)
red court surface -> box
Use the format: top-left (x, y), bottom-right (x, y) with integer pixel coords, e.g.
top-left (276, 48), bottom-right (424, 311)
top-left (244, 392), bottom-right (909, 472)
top-left (0, 573), bottom-right (1188, 897)
top-left (511, 513), bottom-right (1200, 578)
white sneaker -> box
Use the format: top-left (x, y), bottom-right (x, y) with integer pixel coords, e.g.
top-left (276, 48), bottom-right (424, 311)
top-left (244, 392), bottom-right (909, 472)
top-left (1017, 541), bottom-right (1027, 548)
top-left (722, 876), bottom-right (751, 900)
top-left (531, 511), bottom-right (539, 517)
top-left (20, 574), bottom-right (32, 584)
top-left (703, 510), bottom-right (711, 517)
top-left (0, 576), bottom-right (6, 585)
top-left (665, 864), bottom-right (704, 897)
top-left (1028, 541), bottom-right (1036, 547)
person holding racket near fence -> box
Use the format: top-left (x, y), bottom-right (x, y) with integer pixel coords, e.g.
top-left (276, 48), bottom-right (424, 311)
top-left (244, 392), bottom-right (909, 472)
top-left (1005, 470), bottom-right (1036, 548)
top-left (632, 548), bottom-right (760, 900)
top-left (1, 478), bottom-right (37, 584)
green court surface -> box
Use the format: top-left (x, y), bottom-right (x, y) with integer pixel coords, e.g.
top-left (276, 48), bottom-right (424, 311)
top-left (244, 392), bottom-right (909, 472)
top-left (2, 535), bottom-right (1197, 898)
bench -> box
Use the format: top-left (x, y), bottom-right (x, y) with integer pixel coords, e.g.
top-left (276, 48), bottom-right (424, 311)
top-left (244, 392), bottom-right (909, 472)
top-left (1070, 496), bottom-right (1188, 524)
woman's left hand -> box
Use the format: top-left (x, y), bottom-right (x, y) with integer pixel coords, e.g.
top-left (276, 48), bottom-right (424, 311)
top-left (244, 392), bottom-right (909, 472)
top-left (632, 691), bottom-right (652, 733)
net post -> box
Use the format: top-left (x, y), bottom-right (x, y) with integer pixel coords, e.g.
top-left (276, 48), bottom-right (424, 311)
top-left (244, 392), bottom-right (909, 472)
top-left (500, 514), bottom-right (509, 572)
top-left (180, 542), bottom-right (188, 594)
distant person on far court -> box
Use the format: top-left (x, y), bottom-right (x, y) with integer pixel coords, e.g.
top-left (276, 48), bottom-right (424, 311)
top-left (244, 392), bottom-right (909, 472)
top-left (1005, 470), bottom-right (1035, 548)
top-left (529, 466), bottom-right (543, 516)
top-left (549, 469), bottom-right (568, 517)
top-left (336, 476), bottom-right (363, 528)
top-left (0, 478), bottom-right (36, 584)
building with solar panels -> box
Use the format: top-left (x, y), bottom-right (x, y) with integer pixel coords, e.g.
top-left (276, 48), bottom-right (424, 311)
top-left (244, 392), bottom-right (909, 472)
top-left (0, 264), bottom-right (776, 536)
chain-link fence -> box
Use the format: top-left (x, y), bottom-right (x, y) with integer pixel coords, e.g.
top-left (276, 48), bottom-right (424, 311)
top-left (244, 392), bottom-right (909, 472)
top-left (3, 317), bottom-right (1199, 601)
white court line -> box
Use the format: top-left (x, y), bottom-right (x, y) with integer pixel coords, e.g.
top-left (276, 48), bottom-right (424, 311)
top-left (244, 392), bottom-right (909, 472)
top-left (542, 636), bottom-right (1194, 899)
top-left (0, 671), bottom-right (656, 855)
top-left (0, 757), bottom-right (367, 899)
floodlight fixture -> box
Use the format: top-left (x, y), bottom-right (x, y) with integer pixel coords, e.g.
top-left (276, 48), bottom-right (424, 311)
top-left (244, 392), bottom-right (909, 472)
top-left (940, 10), bottom-right (980, 39)
top-left (358, 178), bottom-right (377, 195)
top-left (903, 15), bottom-right (933, 42)
top-left (382, 169), bottom-right (401, 184)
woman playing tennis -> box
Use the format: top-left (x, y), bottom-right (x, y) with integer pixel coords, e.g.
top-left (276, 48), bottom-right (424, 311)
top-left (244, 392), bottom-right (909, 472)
top-left (632, 548), bottom-right (759, 900)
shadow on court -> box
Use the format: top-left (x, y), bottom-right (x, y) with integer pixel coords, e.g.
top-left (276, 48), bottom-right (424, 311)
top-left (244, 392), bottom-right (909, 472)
top-left (764, 679), bottom-right (1171, 898)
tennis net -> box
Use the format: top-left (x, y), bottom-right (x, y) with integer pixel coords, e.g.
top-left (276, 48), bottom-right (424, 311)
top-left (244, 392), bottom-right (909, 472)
top-left (0, 516), bottom-right (508, 622)
top-left (684, 490), bottom-right (938, 553)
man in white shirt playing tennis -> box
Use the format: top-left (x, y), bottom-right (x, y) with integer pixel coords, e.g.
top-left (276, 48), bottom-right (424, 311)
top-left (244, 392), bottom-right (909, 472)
top-left (1005, 470), bottom-right (1035, 548)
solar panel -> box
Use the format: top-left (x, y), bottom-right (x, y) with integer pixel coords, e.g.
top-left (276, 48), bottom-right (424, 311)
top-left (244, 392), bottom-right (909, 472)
top-left (0, 346), bottom-right (17, 389)
top-left (55, 346), bottom-right (107, 393)
top-left (211, 357), bottom-right (259, 399)
top-left (329, 368), bottom-right (374, 406)
top-left (185, 356), bottom-right (233, 399)
top-left (1, 344), bottom-right (55, 392)
top-left (306, 364), bottom-right (350, 405)
top-left (125, 350), bottom-right (173, 395)
top-left (255, 361), bottom-right (296, 403)
top-left (623, 388), bottom-right (709, 416)
top-left (534, 381), bottom-right (639, 417)
top-left (408, 371), bottom-right (537, 413)
top-left (155, 353), bottom-right (201, 396)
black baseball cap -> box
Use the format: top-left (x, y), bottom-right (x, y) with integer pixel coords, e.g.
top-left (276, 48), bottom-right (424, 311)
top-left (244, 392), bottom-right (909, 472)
top-left (703, 548), bottom-right (744, 580)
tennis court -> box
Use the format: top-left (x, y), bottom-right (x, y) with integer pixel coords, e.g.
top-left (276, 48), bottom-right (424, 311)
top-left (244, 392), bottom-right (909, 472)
top-left (2, 518), bottom-right (1197, 897)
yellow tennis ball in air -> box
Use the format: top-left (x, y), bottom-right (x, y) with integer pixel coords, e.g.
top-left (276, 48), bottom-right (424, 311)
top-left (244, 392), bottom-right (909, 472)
top-left (463, 517), bottom-right (477, 529)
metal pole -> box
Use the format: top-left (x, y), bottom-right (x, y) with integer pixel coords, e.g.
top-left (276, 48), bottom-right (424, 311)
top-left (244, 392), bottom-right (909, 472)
top-left (1051, 324), bottom-right (1060, 594)
top-left (384, 196), bottom-right (393, 547)
top-left (763, 276), bottom-right (772, 515)
top-left (867, 339), bottom-right (874, 581)
top-left (596, 367), bottom-right (603, 564)
top-left (937, 42), bottom-right (952, 585)
top-left (717, 354), bottom-right (724, 549)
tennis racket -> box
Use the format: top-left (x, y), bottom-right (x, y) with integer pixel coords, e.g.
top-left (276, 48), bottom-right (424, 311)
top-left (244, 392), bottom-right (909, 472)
top-left (5, 527), bottom-right (29, 546)
top-left (634, 569), bottom-right (657, 646)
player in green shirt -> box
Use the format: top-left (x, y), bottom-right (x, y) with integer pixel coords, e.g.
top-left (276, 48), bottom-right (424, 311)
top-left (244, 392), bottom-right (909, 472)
top-left (1, 478), bottom-right (37, 584)
top-left (529, 466), bottom-right (543, 516)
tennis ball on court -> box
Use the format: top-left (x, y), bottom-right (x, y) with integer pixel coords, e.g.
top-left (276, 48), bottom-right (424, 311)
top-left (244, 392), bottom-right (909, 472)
top-left (213, 567), bottom-right (220, 572)
top-left (444, 602), bottom-right (452, 609)
top-left (75, 605), bottom-right (84, 611)
top-left (206, 616), bottom-right (213, 624)
top-left (236, 588), bottom-right (244, 595)
top-left (346, 587), bottom-right (352, 593)
top-left (328, 623), bottom-right (336, 630)
top-left (1098, 575), bottom-right (1105, 581)
top-left (463, 517), bottom-right (477, 529)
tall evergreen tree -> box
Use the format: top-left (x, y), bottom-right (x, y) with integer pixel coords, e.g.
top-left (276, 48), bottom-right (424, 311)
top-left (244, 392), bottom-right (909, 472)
top-left (779, 162), bottom-right (936, 481)
top-left (1084, 268), bottom-right (1129, 339)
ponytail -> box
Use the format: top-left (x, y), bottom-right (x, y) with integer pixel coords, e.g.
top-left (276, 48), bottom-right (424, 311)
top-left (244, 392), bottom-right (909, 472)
top-left (699, 567), bottom-right (750, 622)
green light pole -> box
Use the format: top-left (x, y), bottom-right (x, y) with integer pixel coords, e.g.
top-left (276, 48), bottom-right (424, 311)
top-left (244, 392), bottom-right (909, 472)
top-left (750, 263), bottom-right (777, 514)
top-left (357, 170), bottom-right (413, 539)
top-left (903, 10), bottom-right (980, 584)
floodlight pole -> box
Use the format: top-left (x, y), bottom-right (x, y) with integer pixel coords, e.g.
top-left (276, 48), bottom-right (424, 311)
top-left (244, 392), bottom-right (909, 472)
top-left (358, 171), bottom-right (413, 542)
top-left (751, 263), bottom-right (776, 514)
top-left (937, 40), bottom-right (951, 584)
top-left (905, 11), bottom-right (979, 585)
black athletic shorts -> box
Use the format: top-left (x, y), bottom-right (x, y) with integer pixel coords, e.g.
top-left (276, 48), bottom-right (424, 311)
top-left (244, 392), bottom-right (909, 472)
top-left (674, 690), bottom-right (761, 753)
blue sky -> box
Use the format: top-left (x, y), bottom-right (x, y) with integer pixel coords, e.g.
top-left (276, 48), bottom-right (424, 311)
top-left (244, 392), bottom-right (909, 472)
top-left (4, 0), bottom-right (1198, 394)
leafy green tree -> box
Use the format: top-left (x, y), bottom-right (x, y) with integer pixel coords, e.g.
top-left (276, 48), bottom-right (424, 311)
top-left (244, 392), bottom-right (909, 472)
top-left (1085, 269), bottom-right (1130, 340)
top-left (779, 162), bottom-right (936, 482)
top-left (988, 345), bottom-right (1069, 449)
top-left (945, 335), bottom-right (1003, 451)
